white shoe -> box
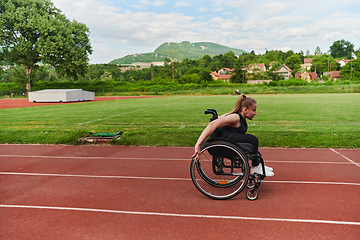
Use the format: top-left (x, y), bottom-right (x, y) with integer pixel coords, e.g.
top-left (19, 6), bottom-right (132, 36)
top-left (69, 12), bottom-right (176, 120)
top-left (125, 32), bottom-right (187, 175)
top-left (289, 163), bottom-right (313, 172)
top-left (257, 163), bottom-right (273, 172)
top-left (265, 165), bottom-right (273, 172)
top-left (251, 165), bottom-right (274, 177)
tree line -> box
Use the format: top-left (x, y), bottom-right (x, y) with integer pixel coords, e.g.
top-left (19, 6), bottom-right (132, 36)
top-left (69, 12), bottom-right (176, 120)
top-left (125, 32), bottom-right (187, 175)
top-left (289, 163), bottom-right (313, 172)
top-left (0, 1), bottom-right (359, 91)
top-left (1, 39), bottom-right (359, 90)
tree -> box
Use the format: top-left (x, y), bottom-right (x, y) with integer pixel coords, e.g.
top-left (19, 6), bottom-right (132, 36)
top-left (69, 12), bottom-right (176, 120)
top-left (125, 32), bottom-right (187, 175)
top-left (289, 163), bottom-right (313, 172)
top-left (340, 56), bottom-right (360, 82)
top-left (285, 54), bottom-right (302, 75)
top-left (0, 0), bottom-right (92, 92)
top-left (230, 58), bottom-right (246, 83)
top-left (311, 54), bottom-right (339, 75)
top-left (286, 50), bottom-right (294, 58)
top-left (199, 69), bottom-right (212, 82)
top-left (243, 53), bottom-right (256, 67)
top-left (314, 46), bottom-right (322, 56)
top-left (222, 51), bottom-right (236, 68)
top-left (164, 57), bottom-right (171, 66)
top-left (330, 39), bottom-right (355, 59)
top-left (199, 54), bottom-right (212, 68)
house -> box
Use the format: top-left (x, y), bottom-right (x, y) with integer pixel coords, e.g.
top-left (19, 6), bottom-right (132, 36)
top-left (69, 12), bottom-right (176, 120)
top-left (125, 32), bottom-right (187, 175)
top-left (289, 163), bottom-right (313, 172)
top-left (336, 59), bottom-right (350, 67)
top-left (273, 64), bottom-right (292, 79)
top-left (247, 80), bottom-right (272, 84)
top-left (210, 68), bottom-right (234, 81)
top-left (300, 58), bottom-right (313, 71)
top-left (247, 63), bottom-right (266, 73)
top-left (295, 72), bottom-right (318, 82)
top-left (119, 61), bottom-right (164, 72)
top-left (323, 71), bottom-right (341, 81)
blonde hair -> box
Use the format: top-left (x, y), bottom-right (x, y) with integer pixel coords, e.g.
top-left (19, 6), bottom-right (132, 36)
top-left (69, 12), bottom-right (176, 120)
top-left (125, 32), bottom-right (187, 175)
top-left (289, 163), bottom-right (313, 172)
top-left (229, 94), bottom-right (257, 114)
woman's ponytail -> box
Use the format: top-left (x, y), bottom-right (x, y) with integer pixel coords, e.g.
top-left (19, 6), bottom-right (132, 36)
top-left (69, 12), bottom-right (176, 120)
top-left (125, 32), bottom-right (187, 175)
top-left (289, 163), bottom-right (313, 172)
top-left (229, 94), bottom-right (256, 114)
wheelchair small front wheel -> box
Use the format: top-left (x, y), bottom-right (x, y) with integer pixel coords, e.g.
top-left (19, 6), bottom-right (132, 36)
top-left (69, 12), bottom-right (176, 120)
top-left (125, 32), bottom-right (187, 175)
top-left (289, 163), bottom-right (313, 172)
top-left (246, 189), bottom-right (258, 200)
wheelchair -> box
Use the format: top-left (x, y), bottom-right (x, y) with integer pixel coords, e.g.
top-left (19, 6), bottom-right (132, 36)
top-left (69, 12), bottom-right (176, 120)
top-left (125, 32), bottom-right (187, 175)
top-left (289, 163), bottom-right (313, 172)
top-left (190, 109), bottom-right (267, 200)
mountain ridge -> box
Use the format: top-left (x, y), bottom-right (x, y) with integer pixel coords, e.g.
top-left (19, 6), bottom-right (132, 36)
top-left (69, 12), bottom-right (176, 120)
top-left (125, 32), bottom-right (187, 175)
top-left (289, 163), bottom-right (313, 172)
top-left (109, 41), bottom-right (247, 64)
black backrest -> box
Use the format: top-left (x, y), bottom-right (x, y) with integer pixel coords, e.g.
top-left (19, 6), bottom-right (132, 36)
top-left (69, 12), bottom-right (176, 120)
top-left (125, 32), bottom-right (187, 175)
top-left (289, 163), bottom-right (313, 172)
top-left (204, 109), bottom-right (218, 139)
top-left (204, 109), bottom-right (218, 122)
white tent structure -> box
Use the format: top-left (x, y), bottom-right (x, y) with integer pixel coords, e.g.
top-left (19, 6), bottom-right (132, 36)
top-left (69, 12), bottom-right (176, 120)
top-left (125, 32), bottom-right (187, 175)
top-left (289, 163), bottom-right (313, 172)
top-left (29, 89), bottom-right (95, 103)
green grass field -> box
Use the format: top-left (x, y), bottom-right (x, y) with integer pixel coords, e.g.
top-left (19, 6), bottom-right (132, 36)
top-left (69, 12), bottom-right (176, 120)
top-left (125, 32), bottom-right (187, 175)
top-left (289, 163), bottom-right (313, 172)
top-left (0, 94), bottom-right (359, 148)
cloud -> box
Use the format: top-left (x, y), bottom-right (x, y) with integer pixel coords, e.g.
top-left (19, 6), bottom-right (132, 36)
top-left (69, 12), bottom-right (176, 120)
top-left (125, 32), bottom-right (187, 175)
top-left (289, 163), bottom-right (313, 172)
top-left (174, 2), bottom-right (192, 8)
top-left (153, 1), bottom-right (167, 7)
top-left (139, 0), bottom-right (151, 5)
top-left (55, 2), bottom-right (196, 47)
top-left (259, 2), bottom-right (294, 16)
top-left (197, 7), bottom-right (207, 12)
top-left (131, 4), bottom-right (148, 9)
top-left (51, 0), bottom-right (360, 63)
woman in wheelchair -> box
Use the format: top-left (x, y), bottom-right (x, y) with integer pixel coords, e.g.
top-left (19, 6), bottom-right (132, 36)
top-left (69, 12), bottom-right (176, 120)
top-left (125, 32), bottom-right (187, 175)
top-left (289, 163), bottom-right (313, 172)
top-left (192, 94), bottom-right (274, 176)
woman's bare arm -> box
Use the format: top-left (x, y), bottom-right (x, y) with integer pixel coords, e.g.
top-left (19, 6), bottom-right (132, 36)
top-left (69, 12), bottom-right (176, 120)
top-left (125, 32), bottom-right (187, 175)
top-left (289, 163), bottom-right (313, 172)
top-left (192, 114), bottom-right (240, 160)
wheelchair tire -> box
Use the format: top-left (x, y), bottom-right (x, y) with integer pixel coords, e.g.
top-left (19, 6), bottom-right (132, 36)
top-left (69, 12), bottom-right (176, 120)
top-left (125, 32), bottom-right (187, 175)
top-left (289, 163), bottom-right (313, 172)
top-left (246, 189), bottom-right (258, 200)
top-left (190, 139), bottom-right (250, 200)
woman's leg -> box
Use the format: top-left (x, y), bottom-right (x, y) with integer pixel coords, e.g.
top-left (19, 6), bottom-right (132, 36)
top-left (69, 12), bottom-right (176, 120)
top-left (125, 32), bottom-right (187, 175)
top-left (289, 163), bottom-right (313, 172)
top-left (228, 133), bottom-right (260, 166)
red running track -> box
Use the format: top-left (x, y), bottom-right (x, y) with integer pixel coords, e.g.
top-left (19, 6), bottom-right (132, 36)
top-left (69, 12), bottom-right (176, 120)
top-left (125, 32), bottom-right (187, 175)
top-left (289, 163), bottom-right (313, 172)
top-left (0, 144), bottom-right (359, 239)
top-left (0, 96), bottom-right (160, 109)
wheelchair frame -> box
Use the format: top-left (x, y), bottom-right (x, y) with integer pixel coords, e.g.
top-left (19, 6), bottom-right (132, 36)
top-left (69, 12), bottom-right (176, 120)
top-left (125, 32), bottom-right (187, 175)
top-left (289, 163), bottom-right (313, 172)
top-left (190, 109), bottom-right (267, 200)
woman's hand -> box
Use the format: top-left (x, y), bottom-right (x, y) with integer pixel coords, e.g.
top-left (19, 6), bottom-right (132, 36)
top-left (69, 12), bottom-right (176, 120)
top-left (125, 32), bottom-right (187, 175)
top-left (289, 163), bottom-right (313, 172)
top-left (191, 144), bottom-right (201, 160)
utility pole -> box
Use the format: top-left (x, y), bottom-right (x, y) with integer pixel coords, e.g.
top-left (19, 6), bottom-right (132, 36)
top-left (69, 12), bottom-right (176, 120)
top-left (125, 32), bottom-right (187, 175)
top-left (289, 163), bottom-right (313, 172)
top-left (327, 52), bottom-right (329, 73)
top-left (284, 52), bottom-right (286, 93)
top-left (151, 65), bottom-right (154, 81)
top-left (172, 59), bottom-right (174, 82)
top-left (350, 58), bottom-right (353, 84)
top-left (330, 62), bottom-right (332, 81)
top-left (243, 55), bottom-right (244, 92)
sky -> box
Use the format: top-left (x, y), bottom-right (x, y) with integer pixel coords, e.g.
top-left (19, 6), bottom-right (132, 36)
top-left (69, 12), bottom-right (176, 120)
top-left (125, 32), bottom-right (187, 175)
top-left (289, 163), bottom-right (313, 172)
top-left (51, 0), bottom-right (360, 64)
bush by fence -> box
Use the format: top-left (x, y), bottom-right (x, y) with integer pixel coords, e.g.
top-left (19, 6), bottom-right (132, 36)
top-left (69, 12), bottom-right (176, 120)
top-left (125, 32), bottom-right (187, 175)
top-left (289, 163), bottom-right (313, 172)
top-left (1, 80), bottom-right (359, 98)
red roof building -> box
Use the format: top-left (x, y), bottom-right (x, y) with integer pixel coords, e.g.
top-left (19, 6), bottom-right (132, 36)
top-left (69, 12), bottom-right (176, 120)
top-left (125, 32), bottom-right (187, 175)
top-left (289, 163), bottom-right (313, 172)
top-left (273, 64), bottom-right (292, 79)
top-left (336, 59), bottom-right (351, 67)
top-left (210, 68), bottom-right (234, 81)
top-left (295, 72), bottom-right (318, 81)
top-left (323, 71), bottom-right (341, 80)
top-left (247, 63), bottom-right (266, 73)
top-left (301, 58), bottom-right (313, 71)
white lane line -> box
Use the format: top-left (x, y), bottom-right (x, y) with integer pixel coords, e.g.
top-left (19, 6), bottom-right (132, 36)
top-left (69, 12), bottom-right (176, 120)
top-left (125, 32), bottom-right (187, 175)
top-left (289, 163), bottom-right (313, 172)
top-left (330, 148), bottom-right (360, 168)
top-left (1, 172), bottom-right (359, 186)
top-left (1, 204), bottom-right (359, 226)
top-left (0, 154), bottom-right (355, 165)
top-left (0, 172), bottom-right (189, 181)
top-left (0, 155), bottom-right (187, 161)
top-left (265, 160), bottom-right (353, 165)
top-left (264, 180), bottom-right (360, 186)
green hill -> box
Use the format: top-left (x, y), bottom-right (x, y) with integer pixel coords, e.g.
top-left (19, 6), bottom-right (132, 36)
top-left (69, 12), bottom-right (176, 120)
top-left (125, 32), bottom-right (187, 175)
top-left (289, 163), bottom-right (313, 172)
top-left (109, 41), bottom-right (246, 64)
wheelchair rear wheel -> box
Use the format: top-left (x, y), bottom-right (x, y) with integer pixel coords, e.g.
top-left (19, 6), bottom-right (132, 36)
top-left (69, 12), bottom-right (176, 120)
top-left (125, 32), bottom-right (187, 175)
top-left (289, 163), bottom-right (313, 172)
top-left (190, 140), bottom-right (250, 200)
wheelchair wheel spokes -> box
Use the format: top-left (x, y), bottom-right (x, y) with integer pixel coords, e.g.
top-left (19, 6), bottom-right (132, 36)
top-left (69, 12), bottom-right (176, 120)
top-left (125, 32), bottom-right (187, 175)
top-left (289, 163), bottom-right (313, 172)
top-left (190, 140), bottom-right (250, 200)
top-left (196, 154), bottom-right (243, 188)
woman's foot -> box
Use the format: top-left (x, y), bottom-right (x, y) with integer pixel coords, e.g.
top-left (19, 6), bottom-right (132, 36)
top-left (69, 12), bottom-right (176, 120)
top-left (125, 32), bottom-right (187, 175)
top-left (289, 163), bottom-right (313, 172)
top-left (251, 164), bottom-right (274, 176)
top-left (257, 163), bottom-right (273, 171)
top-left (265, 165), bottom-right (273, 172)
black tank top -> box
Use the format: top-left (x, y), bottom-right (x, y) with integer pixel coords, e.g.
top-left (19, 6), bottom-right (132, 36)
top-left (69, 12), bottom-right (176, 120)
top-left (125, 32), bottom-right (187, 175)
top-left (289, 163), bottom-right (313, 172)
top-left (216, 113), bottom-right (247, 138)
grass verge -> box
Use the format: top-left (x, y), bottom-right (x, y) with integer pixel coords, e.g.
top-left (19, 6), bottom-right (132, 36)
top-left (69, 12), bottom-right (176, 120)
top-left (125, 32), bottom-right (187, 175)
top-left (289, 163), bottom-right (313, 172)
top-left (0, 93), bottom-right (359, 148)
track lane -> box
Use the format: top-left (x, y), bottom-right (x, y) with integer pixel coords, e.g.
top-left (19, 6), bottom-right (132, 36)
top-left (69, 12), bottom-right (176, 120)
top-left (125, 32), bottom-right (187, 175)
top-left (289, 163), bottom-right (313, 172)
top-left (2, 207), bottom-right (358, 240)
top-left (1, 173), bottom-right (359, 222)
top-left (1, 145), bottom-right (359, 239)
